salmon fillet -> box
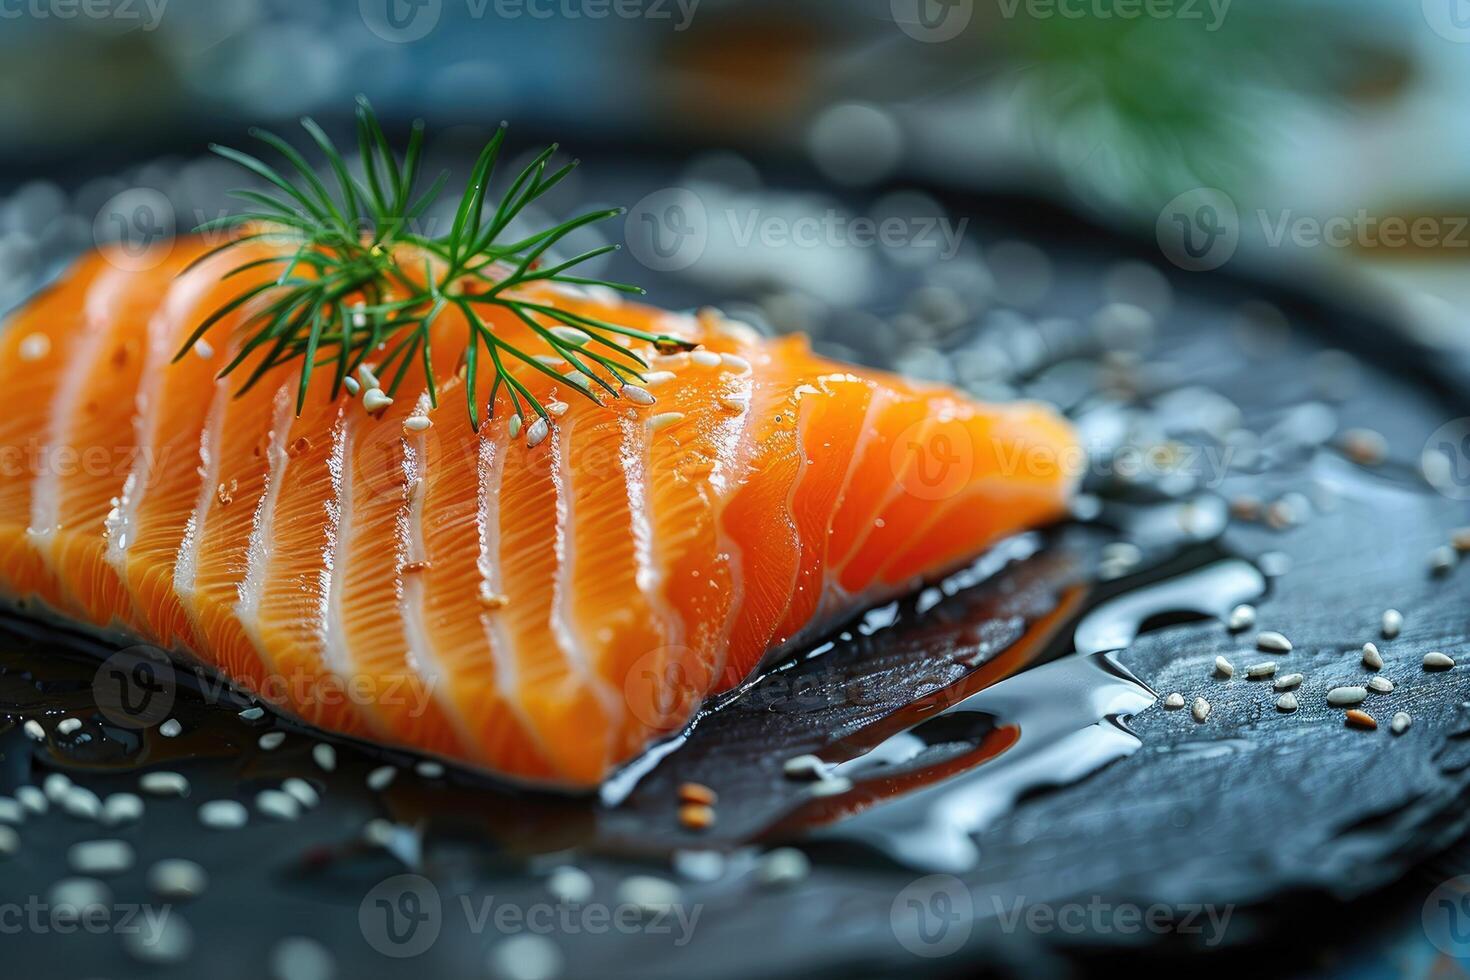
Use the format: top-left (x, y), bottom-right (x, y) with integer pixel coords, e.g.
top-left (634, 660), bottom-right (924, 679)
top-left (0, 236), bottom-right (1078, 788)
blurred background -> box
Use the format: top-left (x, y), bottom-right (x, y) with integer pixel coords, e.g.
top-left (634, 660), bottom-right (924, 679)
top-left (0, 0), bottom-right (1467, 345)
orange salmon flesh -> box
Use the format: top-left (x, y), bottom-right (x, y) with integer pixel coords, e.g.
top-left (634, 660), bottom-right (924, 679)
top-left (0, 237), bottom-right (1079, 788)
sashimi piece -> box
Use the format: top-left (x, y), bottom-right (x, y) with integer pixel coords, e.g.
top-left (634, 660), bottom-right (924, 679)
top-left (0, 236), bottom-right (1079, 788)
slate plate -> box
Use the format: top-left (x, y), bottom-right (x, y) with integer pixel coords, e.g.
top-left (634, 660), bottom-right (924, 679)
top-left (2, 136), bottom-right (1470, 979)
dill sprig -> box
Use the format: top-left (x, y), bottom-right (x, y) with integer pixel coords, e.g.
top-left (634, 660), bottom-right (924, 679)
top-left (175, 96), bottom-right (696, 430)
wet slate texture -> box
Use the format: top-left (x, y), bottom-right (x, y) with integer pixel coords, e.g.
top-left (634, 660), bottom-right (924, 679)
top-left (2, 139), bottom-right (1470, 979)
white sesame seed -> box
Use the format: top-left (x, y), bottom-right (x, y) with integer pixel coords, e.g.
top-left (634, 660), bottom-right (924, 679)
top-left (357, 364), bottom-right (379, 389)
top-left (0, 798), bottom-right (21, 825)
top-left (1246, 661), bottom-right (1277, 679)
top-left (1256, 631), bottom-right (1293, 653)
top-left (239, 706), bottom-right (265, 721)
top-left (756, 847), bottom-right (811, 887)
top-left (403, 416), bottom-right (432, 433)
top-left (61, 786), bottom-right (102, 820)
top-left (312, 743), bottom-right (337, 772)
top-left (362, 818), bottom-right (396, 847)
top-left (123, 912), bottom-right (192, 964)
top-left (415, 760), bottom-right (444, 779)
top-left (1214, 656), bottom-right (1234, 678)
top-left (690, 350), bottom-right (722, 368)
top-left (68, 839), bottom-right (134, 875)
top-left (1390, 711), bottom-right (1411, 735)
top-left (56, 718), bottom-right (82, 735)
top-left (1273, 673), bottom-right (1303, 690)
top-left (647, 412), bottom-right (685, 432)
top-left (140, 771), bottom-right (189, 797)
top-left (524, 416), bottom-right (549, 449)
top-left (1431, 546), bottom-right (1458, 575)
top-left (282, 778), bottom-right (320, 810)
top-left (148, 859), bottom-right (208, 900)
top-left (1368, 676), bottom-right (1394, 693)
top-left (1424, 652), bottom-right (1456, 670)
top-left (198, 799), bottom-right (248, 830)
top-left (18, 332), bottom-right (50, 362)
top-left (1276, 692), bottom-right (1298, 712)
top-left (810, 776), bottom-right (854, 797)
top-left (782, 754), bottom-right (826, 779)
top-left (193, 338), bottom-right (214, 360)
top-left (720, 353), bottom-right (752, 374)
top-left (271, 937), bottom-right (338, 980)
top-left (44, 773), bottom-right (72, 802)
top-left (1455, 528), bottom-right (1470, 553)
top-left (159, 718), bottom-right (182, 738)
top-left (0, 826), bottom-right (17, 857)
top-left (621, 384), bottom-right (656, 406)
top-left (49, 877), bottom-right (111, 915)
top-left (258, 731), bottom-right (286, 751)
top-left (362, 388), bottom-right (393, 413)
top-left (16, 786), bottom-right (46, 814)
top-left (22, 719), bottom-right (45, 741)
top-left (1362, 642), bottom-right (1383, 670)
top-left (367, 765), bottom-right (397, 791)
top-left (546, 865), bottom-right (594, 904)
top-left (255, 789), bottom-right (301, 821)
top-left (641, 370), bottom-right (676, 386)
top-left (1382, 609), bottom-right (1403, 639)
top-left (1327, 686), bottom-right (1368, 706)
top-left (551, 326), bottom-right (592, 347)
top-left (487, 934), bottom-right (564, 980)
top-left (1192, 697), bottom-right (1211, 721)
top-left (1163, 693), bottom-right (1185, 709)
top-left (617, 875), bottom-right (681, 914)
top-left (102, 793), bottom-right (143, 826)
top-left (343, 376), bottom-right (361, 396)
top-left (546, 401), bottom-right (569, 417)
top-left (1226, 604), bottom-right (1256, 631)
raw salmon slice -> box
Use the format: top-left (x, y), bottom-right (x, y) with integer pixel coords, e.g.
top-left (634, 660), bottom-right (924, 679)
top-left (0, 237), bottom-right (1079, 788)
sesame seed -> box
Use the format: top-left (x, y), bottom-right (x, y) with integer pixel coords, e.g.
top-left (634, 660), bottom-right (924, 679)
top-left (16, 786), bottom-right (45, 814)
top-left (647, 412), bottom-right (685, 432)
top-left (255, 789), bottom-right (301, 821)
top-left (61, 786), bottom-right (102, 820)
top-left (547, 865), bottom-right (594, 904)
top-left (362, 388), bottom-right (393, 413)
top-left (198, 800), bottom-right (248, 830)
top-left (159, 718), bottom-right (182, 738)
top-left (621, 384), bottom-right (656, 406)
top-left (1273, 673), bottom-right (1303, 690)
top-left (1345, 709), bottom-right (1377, 730)
top-left (193, 339), bottom-right (215, 360)
top-left (1363, 642), bottom-right (1383, 670)
top-left (756, 848), bottom-right (811, 887)
top-left (68, 839), bottom-right (134, 876)
top-left (551, 326), bottom-right (592, 346)
top-left (1214, 656), bottom-right (1234, 678)
top-left (617, 875), bottom-right (680, 915)
top-left (782, 754), bottom-right (826, 779)
top-left (810, 776), bottom-right (854, 797)
top-left (678, 782), bottom-right (717, 806)
top-left (546, 401), bottom-right (569, 417)
top-left (1246, 661), bottom-right (1278, 679)
top-left (525, 417), bottom-right (550, 449)
top-left (367, 765), bottom-right (397, 791)
top-left (0, 826), bottom-right (16, 857)
top-left (344, 376), bottom-right (360, 396)
top-left (18, 332), bottom-right (50, 361)
top-left (123, 912), bottom-right (193, 964)
top-left (148, 859), bottom-right (208, 900)
top-left (0, 798), bottom-right (21, 825)
top-left (356, 364), bottom-right (379, 389)
top-left (690, 350), bottom-right (722, 367)
top-left (239, 706), bottom-right (265, 722)
top-left (1257, 631), bottom-right (1293, 653)
top-left (56, 718), bottom-right (82, 735)
top-left (139, 772), bottom-right (189, 797)
top-left (271, 937), bottom-right (337, 980)
top-left (1454, 528), bottom-right (1470, 553)
top-left (22, 719), bottom-right (44, 741)
top-left (102, 793), bottom-right (143, 826)
top-left (312, 743), bottom-right (337, 771)
top-left (641, 371), bottom-right (676, 386)
top-left (1424, 652), bottom-right (1456, 670)
top-left (258, 731), bottom-right (286, 751)
top-left (487, 934), bottom-right (563, 980)
top-left (1227, 604), bottom-right (1256, 631)
top-left (1327, 686), bottom-right (1368, 706)
top-left (415, 760), bottom-right (444, 779)
top-left (403, 416), bottom-right (433, 433)
top-left (1391, 711), bottom-right (1411, 734)
top-left (678, 803), bottom-right (716, 830)
top-left (1382, 609), bottom-right (1403, 639)
top-left (282, 778), bottom-right (320, 809)
top-left (362, 819), bottom-right (396, 847)
top-left (1431, 545), bottom-right (1458, 576)
top-left (1341, 428), bottom-right (1387, 465)
top-left (1163, 692), bottom-right (1185, 709)
top-left (49, 877), bottom-right (111, 915)
top-left (1368, 676), bottom-right (1394, 693)
top-left (508, 415), bottom-right (523, 439)
top-left (1191, 697), bottom-right (1211, 721)
top-left (720, 353), bottom-right (752, 373)
top-left (1276, 692), bottom-right (1298, 712)
top-left (45, 773), bottom-right (71, 802)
